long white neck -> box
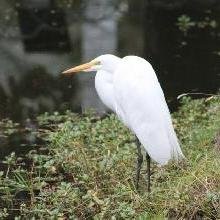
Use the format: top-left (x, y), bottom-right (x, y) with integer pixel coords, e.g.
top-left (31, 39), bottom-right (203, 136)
top-left (94, 55), bottom-right (121, 111)
top-left (95, 70), bottom-right (115, 111)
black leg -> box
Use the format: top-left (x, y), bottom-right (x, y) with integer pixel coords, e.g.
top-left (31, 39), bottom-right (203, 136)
top-left (135, 137), bottom-right (143, 190)
top-left (146, 152), bottom-right (151, 193)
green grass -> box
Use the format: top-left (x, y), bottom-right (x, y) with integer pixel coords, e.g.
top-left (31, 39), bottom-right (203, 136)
top-left (0, 96), bottom-right (220, 219)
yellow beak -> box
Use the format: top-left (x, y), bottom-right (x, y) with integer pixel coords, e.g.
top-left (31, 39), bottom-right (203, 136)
top-left (62, 60), bottom-right (99, 76)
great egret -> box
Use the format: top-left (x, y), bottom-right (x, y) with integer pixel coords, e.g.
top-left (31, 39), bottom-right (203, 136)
top-left (62, 54), bottom-right (185, 192)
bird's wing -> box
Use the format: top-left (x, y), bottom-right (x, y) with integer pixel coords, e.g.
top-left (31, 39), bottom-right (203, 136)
top-left (113, 56), bottom-right (184, 165)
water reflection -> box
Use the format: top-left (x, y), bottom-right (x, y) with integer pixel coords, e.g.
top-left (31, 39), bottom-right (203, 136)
top-left (0, 0), bottom-right (219, 121)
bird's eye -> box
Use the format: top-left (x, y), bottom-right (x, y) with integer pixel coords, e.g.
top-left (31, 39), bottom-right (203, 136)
top-left (96, 61), bottom-right (101, 65)
top-left (90, 59), bottom-right (101, 65)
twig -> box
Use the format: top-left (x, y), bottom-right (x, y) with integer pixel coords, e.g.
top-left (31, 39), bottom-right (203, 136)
top-left (177, 93), bottom-right (220, 100)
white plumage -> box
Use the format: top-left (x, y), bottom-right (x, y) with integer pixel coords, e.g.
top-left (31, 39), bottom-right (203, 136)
top-left (63, 54), bottom-right (185, 165)
top-left (95, 55), bottom-right (184, 165)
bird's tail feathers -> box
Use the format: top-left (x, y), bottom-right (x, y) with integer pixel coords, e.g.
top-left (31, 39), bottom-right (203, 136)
top-left (168, 127), bottom-right (185, 162)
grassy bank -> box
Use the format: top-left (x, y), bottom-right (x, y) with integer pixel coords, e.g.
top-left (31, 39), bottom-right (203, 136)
top-left (0, 97), bottom-right (220, 219)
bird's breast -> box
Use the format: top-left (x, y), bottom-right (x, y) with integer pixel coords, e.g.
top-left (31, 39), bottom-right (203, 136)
top-left (95, 70), bottom-right (115, 111)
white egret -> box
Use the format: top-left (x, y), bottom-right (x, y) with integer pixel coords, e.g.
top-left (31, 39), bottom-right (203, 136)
top-left (62, 54), bottom-right (185, 192)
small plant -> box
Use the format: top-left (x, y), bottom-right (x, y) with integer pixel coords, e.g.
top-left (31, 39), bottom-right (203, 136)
top-left (0, 119), bottom-right (19, 136)
top-left (176, 14), bottom-right (218, 35)
top-left (176, 15), bottom-right (196, 35)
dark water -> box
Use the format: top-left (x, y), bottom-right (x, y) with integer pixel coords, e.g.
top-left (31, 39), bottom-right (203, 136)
top-left (0, 0), bottom-right (220, 157)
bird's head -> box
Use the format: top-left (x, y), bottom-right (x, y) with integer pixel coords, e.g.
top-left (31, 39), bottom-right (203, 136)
top-left (62, 54), bottom-right (121, 75)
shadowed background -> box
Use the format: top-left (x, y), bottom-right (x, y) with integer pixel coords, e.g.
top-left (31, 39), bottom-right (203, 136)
top-left (0, 0), bottom-right (219, 121)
